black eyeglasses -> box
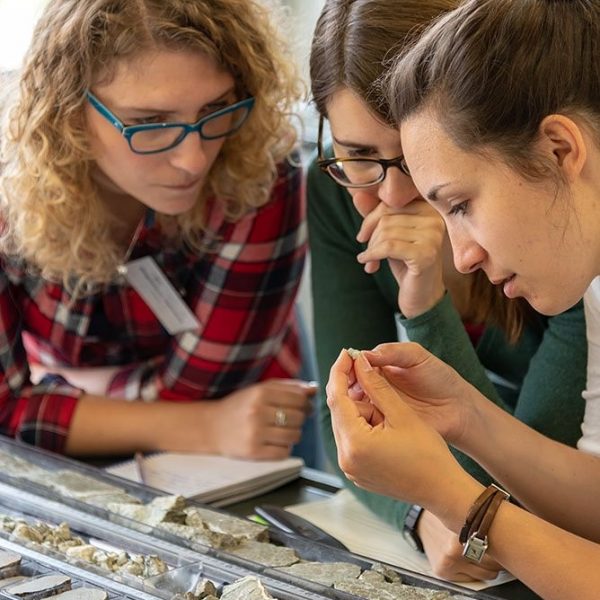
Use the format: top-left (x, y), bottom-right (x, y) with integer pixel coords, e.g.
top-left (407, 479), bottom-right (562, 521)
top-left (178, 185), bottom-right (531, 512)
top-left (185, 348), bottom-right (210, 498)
top-left (316, 115), bottom-right (410, 188)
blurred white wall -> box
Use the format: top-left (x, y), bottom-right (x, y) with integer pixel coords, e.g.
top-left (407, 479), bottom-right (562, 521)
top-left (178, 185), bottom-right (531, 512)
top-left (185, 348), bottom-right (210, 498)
top-left (282, 0), bottom-right (324, 83)
top-left (280, 1), bottom-right (325, 358)
top-left (0, 0), bottom-right (47, 70)
top-left (0, 0), bottom-right (324, 73)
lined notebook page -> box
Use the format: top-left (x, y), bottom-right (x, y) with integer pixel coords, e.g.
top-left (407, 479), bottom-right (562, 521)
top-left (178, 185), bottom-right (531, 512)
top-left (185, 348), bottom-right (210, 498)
top-left (107, 452), bottom-right (303, 506)
top-left (287, 489), bottom-right (515, 592)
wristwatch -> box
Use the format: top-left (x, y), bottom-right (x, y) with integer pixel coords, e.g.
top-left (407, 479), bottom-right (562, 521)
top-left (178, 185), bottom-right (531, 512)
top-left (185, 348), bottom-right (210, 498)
top-left (402, 504), bottom-right (425, 553)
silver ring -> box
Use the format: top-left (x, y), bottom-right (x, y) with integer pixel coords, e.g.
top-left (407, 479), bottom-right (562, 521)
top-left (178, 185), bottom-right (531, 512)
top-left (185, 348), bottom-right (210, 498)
top-left (274, 408), bottom-right (288, 427)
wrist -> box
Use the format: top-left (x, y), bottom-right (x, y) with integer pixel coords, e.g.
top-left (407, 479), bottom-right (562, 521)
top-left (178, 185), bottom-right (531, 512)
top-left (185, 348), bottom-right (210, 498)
top-left (154, 401), bottom-right (219, 453)
top-left (399, 282), bottom-right (446, 320)
top-left (431, 476), bottom-right (485, 535)
top-left (461, 484), bottom-right (511, 564)
top-left (452, 387), bottom-right (499, 454)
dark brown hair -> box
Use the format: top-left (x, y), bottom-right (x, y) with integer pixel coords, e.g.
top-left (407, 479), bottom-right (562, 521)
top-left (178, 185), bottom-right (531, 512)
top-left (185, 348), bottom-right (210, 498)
top-left (310, 0), bottom-right (456, 121)
top-left (310, 0), bottom-right (533, 342)
top-left (386, 0), bottom-right (600, 179)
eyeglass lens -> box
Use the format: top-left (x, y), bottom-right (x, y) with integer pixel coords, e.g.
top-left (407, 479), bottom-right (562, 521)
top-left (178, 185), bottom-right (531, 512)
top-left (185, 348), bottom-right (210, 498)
top-left (130, 104), bottom-right (251, 152)
top-left (327, 160), bottom-right (384, 186)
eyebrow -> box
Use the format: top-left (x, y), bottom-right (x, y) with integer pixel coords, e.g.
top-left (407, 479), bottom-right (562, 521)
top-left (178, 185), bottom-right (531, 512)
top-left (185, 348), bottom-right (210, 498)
top-left (426, 182), bottom-right (452, 202)
top-left (112, 88), bottom-right (235, 114)
top-left (331, 135), bottom-right (376, 151)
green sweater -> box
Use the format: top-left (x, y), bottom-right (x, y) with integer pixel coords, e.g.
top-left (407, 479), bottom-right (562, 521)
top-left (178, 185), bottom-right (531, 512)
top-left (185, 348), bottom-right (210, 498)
top-left (307, 156), bottom-right (588, 531)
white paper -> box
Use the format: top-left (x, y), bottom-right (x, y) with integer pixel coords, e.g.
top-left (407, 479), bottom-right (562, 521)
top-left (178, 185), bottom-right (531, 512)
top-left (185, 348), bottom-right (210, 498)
top-left (107, 452), bottom-right (303, 506)
top-left (286, 489), bottom-right (515, 592)
top-left (123, 256), bottom-right (199, 335)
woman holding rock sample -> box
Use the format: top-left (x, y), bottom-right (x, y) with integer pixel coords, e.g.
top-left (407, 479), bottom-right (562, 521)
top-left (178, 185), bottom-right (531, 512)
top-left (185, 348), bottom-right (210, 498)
top-left (327, 1), bottom-right (600, 598)
top-left (307, 0), bottom-right (587, 582)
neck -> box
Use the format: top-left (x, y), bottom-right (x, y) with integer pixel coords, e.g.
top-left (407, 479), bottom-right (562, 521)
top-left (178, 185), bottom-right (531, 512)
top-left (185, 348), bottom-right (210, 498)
top-left (92, 168), bottom-right (147, 245)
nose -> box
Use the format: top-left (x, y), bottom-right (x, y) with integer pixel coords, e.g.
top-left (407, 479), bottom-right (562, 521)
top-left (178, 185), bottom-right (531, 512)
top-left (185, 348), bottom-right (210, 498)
top-left (377, 168), bottom-right (420, 209)
top-left (168, 131), bottom-right (208, 175)
top-left (448, 227), bottom-right (486, 274)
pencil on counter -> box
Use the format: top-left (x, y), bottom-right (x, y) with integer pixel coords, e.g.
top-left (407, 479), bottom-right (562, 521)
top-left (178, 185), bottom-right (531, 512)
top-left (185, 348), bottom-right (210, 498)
top-left (134, 451), bottom-right (147, 485)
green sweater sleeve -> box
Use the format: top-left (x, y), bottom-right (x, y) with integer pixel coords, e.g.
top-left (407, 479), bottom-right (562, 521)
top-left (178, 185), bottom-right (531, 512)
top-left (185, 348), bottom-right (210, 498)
top-left (475, 300), bottom-right (587, 446)
top-left (400, 293), bottom-right (504, 406)
top-left (307, 156), bottom-right (587, 532)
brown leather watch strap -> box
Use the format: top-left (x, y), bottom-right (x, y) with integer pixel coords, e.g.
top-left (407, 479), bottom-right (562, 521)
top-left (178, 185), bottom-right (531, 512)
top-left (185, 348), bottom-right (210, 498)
top-left (459, 485), bottom-right (497, 544)
top-left (462, 484), bottom-right (510, 563)
top-left (472, 488), bottom-right (509, 541)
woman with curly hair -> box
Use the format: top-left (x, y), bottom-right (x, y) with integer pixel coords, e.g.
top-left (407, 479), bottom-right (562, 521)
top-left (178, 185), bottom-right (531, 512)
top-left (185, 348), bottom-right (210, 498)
top-left (0, 0), bottom-right (315, 459)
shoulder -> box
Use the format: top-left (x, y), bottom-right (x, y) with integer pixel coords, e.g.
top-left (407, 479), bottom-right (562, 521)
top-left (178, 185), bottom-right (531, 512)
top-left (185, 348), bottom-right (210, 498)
top-left (222, 158), bottom-right (305, 244)
top-left (270, 155), bottom-right (302, 199)
top-left (0, 254), bottom-right (32, 285)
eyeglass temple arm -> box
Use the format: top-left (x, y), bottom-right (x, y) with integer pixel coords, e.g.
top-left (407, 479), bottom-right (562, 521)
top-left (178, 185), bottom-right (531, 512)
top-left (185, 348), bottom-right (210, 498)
top-left (317, 115), bottom-right (326, 160)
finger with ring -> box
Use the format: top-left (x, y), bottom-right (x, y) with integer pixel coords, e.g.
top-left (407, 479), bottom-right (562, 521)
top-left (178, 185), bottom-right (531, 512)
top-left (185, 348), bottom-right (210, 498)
top-left (274, 407), bottom-right (288, 427)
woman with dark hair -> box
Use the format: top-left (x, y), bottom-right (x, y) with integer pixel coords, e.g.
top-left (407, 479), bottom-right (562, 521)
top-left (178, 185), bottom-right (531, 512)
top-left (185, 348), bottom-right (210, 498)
top-left (327, 1), bottom-right (600, 598)
top-left (307, 0), bottom-right (586, 582)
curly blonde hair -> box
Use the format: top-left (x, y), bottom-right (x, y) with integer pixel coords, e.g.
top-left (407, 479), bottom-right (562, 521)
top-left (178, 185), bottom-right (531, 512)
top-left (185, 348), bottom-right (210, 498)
top-left (0, 0), bottom-right (303, 289)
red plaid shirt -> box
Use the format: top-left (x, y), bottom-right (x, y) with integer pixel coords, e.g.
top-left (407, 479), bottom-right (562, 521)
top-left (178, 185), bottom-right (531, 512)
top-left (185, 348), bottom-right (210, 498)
top-left (0, 161), bottom-right (306, 452)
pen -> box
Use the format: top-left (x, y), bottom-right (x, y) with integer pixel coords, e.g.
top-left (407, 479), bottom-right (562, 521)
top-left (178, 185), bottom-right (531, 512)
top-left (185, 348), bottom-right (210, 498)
top-left (255, 504), bottom-right (349, 551)
top-left (134, 451), bottom-right (147, 485)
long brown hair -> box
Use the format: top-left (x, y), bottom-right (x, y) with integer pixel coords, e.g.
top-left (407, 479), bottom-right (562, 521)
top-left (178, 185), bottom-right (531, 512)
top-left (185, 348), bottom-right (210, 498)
top-left (310, 0), bottom-right (532, 342)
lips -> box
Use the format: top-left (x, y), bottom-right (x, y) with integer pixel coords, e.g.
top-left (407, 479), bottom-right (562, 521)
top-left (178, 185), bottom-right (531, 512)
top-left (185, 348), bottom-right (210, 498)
top-left (489, 274), bottom-right (515, 286)
top-left (163, 180), bottom-right (201, 190)
top-left (501, 274), bottom-right (518, 298)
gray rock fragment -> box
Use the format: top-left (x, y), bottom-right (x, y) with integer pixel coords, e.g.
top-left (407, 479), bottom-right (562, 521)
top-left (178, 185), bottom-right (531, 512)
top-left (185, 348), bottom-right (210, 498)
top-left (276, 561), bottom-right (361, 587)
top-left (5, 574), bottom-right (71, 600)
top-left (229, 540), bottom-right (299, 567)
top-left (221, 576), bottom-right (274, 600)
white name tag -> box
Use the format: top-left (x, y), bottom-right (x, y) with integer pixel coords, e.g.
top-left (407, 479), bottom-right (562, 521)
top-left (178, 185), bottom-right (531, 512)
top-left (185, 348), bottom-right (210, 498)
top-left (122, 256), bottom-right (200, 335)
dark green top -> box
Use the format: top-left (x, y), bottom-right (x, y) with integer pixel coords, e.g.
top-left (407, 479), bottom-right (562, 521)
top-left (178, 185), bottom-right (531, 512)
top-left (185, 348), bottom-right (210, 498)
top-left (307, 155), bottom-right (587, 530)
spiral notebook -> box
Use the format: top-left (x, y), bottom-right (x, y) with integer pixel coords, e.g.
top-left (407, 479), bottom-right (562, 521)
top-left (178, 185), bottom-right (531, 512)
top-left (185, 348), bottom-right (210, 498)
top-left (106, 452), bottom-right (304, 507)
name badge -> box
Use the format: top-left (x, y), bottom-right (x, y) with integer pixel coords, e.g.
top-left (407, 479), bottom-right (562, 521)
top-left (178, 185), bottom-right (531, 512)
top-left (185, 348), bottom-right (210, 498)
top-left (121, 256), bottom-right (200, 335)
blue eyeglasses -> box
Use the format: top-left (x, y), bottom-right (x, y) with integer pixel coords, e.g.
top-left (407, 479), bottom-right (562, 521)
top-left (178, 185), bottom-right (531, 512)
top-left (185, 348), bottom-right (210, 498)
top-left (86, 91), bottom-right (255, 155)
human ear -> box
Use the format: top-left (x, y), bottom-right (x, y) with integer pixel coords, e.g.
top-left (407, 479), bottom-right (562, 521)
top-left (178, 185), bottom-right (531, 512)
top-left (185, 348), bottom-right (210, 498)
top-left (538, 114), bottom-right (587, 181)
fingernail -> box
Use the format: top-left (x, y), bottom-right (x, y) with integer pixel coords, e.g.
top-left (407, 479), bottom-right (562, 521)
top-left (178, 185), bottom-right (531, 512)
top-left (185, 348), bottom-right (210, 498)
top-left (358, 351), bottom-right (373, 371)
top-left (356, 252), bottom-right (366, 263)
